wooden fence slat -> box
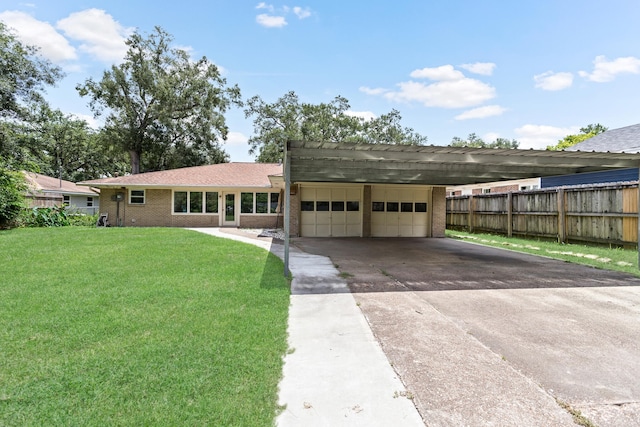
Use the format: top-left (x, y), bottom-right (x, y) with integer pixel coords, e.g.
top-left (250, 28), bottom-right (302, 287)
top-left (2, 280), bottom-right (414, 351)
top-left (446, 184), bottom-right (638, 247)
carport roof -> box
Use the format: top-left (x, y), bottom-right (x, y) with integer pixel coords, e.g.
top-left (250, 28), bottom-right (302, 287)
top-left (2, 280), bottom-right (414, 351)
top-left (286, 140), bottom-right (640, 186)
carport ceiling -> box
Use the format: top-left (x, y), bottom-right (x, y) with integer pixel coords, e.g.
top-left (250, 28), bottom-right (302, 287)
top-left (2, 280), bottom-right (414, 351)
top-left (286, 140), bottom-right (640, 186)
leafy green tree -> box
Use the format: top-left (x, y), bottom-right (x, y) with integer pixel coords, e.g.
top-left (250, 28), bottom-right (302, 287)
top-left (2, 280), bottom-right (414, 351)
top-left (34, 107), bottom-right (129, 181)
top-left (244, 91), bottom-right (427, 162)
top-left (546, 123), bottom-right (607, 151)
top-left (449, 133), bottom-right (519, 148)
top-left (77, 26), bottom-right (241, 174)
top-left (0, 22), bottom-right (63, 227)
top-left (0, 22), bottom-right (63, 120)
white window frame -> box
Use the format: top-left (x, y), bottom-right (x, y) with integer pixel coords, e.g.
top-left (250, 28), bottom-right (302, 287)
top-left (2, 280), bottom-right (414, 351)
top-left (129, 189), bottom-right (145, 204)
top-left (172, 190), bottom-right (219, 215)
top-left (240, 191), bottom-right (281, 215)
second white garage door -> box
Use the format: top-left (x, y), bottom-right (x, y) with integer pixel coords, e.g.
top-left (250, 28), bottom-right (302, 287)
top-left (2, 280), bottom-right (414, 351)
top-left (300, 186), bottom-right (362, 237)
top-left (371, 185), bottom-right (431, 237)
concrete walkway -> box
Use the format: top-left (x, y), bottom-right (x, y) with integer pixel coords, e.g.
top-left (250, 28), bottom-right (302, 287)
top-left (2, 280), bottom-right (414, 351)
top-left (189, 228), bottom-right (423, 426)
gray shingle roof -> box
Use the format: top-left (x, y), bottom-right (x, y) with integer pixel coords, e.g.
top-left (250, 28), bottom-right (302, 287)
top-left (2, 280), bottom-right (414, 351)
top-left (569, 123), bottom-right (640, 153)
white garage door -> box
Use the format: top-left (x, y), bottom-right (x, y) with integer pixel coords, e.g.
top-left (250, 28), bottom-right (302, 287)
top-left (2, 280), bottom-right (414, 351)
top-left (300, 186), bottom-right (361, 237)
top-left (371, 186), bottom-right (430, 237)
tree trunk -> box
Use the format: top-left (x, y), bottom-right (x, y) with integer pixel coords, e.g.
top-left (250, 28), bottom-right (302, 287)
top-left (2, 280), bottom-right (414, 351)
top-left (129, 150), bottom-right (141, 174)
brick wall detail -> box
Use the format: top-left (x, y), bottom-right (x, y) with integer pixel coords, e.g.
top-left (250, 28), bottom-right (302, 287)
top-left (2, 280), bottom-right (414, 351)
top-left (431, 186), bottom-right (446, 237)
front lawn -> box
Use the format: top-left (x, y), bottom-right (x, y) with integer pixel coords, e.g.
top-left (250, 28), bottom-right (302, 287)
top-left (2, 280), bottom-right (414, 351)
top-left (446, 229), bottom-right (639, 277)
top-left (0, 227), bottom-right (290, 426)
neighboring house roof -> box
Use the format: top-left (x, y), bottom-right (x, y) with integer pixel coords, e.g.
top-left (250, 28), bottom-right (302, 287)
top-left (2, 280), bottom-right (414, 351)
top-left (569, 123), bottom-right (640, 153)
top-left (78, 163), bottom-right (283, 188)
top-left (24, 172), bottom-right (99, 196)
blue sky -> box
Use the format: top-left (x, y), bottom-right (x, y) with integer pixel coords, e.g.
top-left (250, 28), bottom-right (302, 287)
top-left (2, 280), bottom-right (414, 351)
top-left (2, 1), bottom-right (640, 161)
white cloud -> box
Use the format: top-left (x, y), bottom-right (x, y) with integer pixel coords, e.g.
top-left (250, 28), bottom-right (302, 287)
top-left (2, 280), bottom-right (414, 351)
top-left (514, 124), bottom-right (579, 150)
top-left (454, 105), bottom-right (506, 120)
top-left (534, 71), bottom-right (573, 91)
top-left (226, 131), bottom-right (249, 145)
top-left (384, 78), bottom-right (496, 109)
top-left (256, 13), bottom-right (287, 28)
top-left (71, 113), bottom-right (101, 129)
top-left (293, 6), bottom-right (311, 19)
top-left (345, 110), bottom-right (376, 121)
top-left (410, 65), bottom-right (465, 81)
top-left (56, 9), bottom-right (132, 64)
top-left (255, 4), bottom-right (311, 27)
top-left (579, 55), bottom-right (640, 82)
top-left (460, 62), bottom-right (496, 76)
top-left (0, 10), bottom-right (77, 63)
top-left (483, 132), bottom-right (501, 142)
top-left (359, 86), bottom-right (387, 95)
top-left (256, 2), bottom-right (273, 11)
top-left (368, 65), bottom-right (496, 109)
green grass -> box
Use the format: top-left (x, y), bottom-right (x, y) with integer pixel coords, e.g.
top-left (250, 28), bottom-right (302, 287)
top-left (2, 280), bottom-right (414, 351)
top-left (0, 227), bottom-right (290, 426)
top-left (446, 229), bottom-right (640, 277)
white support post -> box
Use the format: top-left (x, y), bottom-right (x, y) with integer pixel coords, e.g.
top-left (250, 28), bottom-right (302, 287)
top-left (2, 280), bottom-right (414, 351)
top-left (284, 142), bottom-right (291, 277)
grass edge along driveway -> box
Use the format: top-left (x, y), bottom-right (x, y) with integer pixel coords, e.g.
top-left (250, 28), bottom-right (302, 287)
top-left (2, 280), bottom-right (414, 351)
top-left (446, 229), bottom-right (639, 277)
top-left (0, 227), bottom-right (290, 427)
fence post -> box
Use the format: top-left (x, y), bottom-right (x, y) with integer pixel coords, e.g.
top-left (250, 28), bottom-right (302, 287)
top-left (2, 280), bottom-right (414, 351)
top-left (468, 195), bottom-right (474, 233)
top-left (507, 192), bottom-right (513, 238)
top-left (557, 188), bottom-right (566, 244)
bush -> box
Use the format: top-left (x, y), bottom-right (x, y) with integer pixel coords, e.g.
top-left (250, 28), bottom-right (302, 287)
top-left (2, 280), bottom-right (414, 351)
top-left (69, 212), bottom-right (99, 227)
top-left (0, 167), bottom-right (27, 228)
top-left (24, 206), bottom-right (71, 227)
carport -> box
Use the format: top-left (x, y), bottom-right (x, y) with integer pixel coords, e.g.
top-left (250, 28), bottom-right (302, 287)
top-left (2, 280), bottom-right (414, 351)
top-left (282, 140), bottom-right (640, 275)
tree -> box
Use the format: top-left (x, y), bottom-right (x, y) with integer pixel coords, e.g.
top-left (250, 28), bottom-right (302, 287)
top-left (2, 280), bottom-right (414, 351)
top-left (449, 133), bottom-right (519, 149)
top-left (546, 123), bottom-right (607, 151)
top-left (33, 107), bottom-right (129, 181)
top-left (0, 22), bottom-right (63, 120)
top-left (244, 91), bottom-right (427, 162)
top-left (0, 22), bottom-right (62, 227)
top-left (77, 26), bottom-right (241, 174)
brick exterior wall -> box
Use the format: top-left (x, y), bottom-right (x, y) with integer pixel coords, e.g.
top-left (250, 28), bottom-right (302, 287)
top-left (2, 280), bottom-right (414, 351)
top-left (431, 186), bottom-right (446, 237)
top-left (98, 188), bottom-right (276, 228)
top-left (363, 185), bottom-right (371, 237)
top-left (239, 215), bottom-right (282, 229)
top-left (491, 184), bottom-right (519, 193)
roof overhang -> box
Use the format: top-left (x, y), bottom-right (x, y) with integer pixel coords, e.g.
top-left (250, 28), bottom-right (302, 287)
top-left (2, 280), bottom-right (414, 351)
top-left (286, 140), bottom-right (640, 186)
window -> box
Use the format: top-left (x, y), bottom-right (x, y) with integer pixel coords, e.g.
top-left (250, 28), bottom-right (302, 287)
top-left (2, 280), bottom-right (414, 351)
top-left (256, 192), bottom-right (269, 214)
top-left (206, 192), bottom-right (218, 213)
top-left (316, 201), bottom-right (330, 211)
top-left (174, 191), bottom-right (218, 214)
top-left (386, 202), bottom-right (399, 212)
top-left (63, 195), bottom-right (70, 206)
top-left (401, 202), bottom-right (413, 212)
top-left (347, 201), bottom-right (360, 211)
top-left (241, 192), bottom-right (254, 213)
top-left (87, 197), bottom-right (93, 207)
top-left (482, 188), bottom-right (491, 194)
top-left (174, 192), bottom-right (187, 213)
top-left (301, 201), bottom-right (314, 211)
top-left (130, 190), bottom-right (145, 204)
top-left (331, 201), bottom-right (344, 211)
top-left (235, 192), bottom-right (281, 214)
top-left (270, 193), bottom-right (279, 213)
top-left (415, 202), bottom-right (427, 212)
top-left (190, 191), bottom-right (203, 213)
top-left (372, 202), bottom-right (385, 212)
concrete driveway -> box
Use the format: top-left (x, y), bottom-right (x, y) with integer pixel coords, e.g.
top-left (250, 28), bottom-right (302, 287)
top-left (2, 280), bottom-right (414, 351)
top-left (293, 237), bottom-right (640, 427)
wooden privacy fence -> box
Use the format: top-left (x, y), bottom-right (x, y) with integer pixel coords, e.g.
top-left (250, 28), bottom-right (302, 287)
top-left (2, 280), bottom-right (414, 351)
top-left (446, 182), bottom-right (639, 247)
